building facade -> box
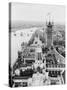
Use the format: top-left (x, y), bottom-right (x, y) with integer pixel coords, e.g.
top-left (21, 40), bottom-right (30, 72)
top-left (10, 21), bottom-right (65, 87)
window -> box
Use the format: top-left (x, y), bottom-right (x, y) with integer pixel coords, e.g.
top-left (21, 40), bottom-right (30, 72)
top-left (38, 53), bottom-right (42, 60)
top-left (35, 41), bottom-right (37, 44)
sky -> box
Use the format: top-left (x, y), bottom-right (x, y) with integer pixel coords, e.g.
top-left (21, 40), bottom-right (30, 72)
top-left (11, 3), bottom-right (65, 24)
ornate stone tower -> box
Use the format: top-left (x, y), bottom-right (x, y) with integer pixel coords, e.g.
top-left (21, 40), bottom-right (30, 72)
top-left (46, 21), bottom-right (54, 48)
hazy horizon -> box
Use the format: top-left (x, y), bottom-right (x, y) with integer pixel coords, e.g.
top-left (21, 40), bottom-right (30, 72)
top-left (11, 3), bottom-right (65, 24)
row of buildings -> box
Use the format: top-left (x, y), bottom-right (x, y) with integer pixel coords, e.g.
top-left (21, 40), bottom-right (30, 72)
top-left (9, 20), bottom-right (65, 87)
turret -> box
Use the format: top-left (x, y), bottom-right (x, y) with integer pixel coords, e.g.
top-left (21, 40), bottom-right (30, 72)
top-left (46, 20), bottom-right (54, 48)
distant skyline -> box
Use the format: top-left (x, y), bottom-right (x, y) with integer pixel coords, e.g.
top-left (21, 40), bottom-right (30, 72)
top-left (11, 3), bottom-right (65, 24)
